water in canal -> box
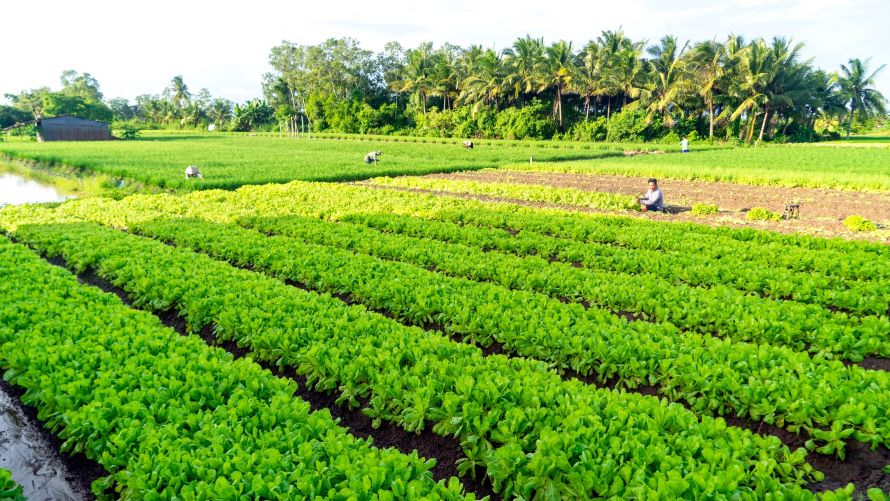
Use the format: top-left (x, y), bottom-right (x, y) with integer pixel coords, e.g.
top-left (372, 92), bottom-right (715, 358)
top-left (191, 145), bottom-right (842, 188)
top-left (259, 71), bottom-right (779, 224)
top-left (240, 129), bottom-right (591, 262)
top-left (0, 172), bottom-right (75, 206)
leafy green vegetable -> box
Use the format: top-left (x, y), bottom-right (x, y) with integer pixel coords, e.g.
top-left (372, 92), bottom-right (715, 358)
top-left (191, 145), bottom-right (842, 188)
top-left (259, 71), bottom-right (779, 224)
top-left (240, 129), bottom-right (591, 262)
top-left (241, 213), bottom-right (890, 358)
top-left (0, 469), bottom-right (25, 501)
top-left (690, 203), bottom-right (719, 215)
top-left (12, 222), bottom-right (827, 499)
top-left (0, 236), bottom-right (466, 499)
top-left (745, 207), bottom-right (784, 221)
top-left (844, 215), bottom-right (879, 232)
top-left (366, 175), bottom-right (640, 211)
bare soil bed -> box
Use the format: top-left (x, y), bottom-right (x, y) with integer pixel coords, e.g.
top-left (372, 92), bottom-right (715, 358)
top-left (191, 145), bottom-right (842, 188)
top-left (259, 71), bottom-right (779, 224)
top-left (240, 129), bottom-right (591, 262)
top-left (418, 170), bottom-right (890, 242)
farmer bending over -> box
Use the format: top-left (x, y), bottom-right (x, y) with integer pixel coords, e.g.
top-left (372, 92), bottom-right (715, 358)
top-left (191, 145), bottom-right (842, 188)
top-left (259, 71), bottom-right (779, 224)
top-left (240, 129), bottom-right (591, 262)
top-left (185, 165), bottom-right (203, 179)
top-left (364, 151), bottom-right (382, 164)
top-left (638, 178), bottom-right (664, 212)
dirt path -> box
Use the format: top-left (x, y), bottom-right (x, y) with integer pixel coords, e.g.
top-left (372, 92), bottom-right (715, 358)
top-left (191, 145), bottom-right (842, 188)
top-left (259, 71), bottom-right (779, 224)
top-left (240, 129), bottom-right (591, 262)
top-left (416, 170), bottom-right (890, 242)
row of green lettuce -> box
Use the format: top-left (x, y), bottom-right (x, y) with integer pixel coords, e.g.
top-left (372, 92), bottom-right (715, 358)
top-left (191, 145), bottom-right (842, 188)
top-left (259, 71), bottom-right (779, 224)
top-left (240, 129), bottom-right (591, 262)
top-left (10, 221), bottom-right (834, 499)
top-left (0, 235), bottom-right (468, 499)
top-left (0, 469), bottom-right (25, 501)
top-left (418, 205), bottom-right (890, 282)
top-left (365, 176), bottom-right (641, 211)
top-left (129, 216), bottom-right (890, 458)
top-left (240, 214), bottom-right (889, 357)
top-left (339, 212), bottom-right (888, 316)
top-left (1, 180), bottom-right (885, 286)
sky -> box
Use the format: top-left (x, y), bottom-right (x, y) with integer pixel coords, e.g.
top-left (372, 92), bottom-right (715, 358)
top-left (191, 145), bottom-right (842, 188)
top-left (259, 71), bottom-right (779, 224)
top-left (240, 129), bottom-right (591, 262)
top-left (2, 0), bottom-right (888, 104)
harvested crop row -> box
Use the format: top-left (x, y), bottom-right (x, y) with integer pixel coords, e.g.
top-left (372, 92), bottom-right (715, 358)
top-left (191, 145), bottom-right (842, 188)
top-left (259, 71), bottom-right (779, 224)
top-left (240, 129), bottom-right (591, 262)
top-left (342, 212), bottom-right (889, 317)
top-left (366, 176), bottom-right (641, 211)
top-left (130, 217), bottom-right (890, 457)
top-left (243, 214), bottom-right (889, 358)
top-left (12, 221), bottom-right (827, 499)
top-left (0, 236), bottom-right (465, 499)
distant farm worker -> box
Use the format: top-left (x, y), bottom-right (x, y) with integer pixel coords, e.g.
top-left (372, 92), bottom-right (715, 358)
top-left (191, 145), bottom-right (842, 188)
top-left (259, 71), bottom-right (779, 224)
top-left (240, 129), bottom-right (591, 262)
top-left (185, 165), bottom-right (203, 179)
top-left (637, 178), bottom-right (664, 212)
top-left (364, 151), bottom-right (382, 164)
top-left (680, 137), bottom-right (689, 153)
top-left (463, 140), bottom-right (474, 149)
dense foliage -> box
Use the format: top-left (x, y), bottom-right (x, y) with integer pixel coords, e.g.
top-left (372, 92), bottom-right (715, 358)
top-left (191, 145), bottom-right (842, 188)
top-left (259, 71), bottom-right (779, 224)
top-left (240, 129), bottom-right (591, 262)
top-left (260, 35), bottom-right (887, 142)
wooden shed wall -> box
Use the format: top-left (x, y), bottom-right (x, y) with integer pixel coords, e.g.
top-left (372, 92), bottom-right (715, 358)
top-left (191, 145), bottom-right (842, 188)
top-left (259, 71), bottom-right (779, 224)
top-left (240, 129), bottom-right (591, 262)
top-left (37, 117), bottom-right (112, 142)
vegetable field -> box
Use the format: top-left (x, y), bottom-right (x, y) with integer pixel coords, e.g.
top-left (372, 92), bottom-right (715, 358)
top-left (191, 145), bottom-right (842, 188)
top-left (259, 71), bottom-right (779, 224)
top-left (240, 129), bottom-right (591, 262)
top-left (506, 145), bottom-right (890, 192)
top-left (1, 178), bottom-right (888, 499)
top-left (0, 133), bottom-right (627, 190)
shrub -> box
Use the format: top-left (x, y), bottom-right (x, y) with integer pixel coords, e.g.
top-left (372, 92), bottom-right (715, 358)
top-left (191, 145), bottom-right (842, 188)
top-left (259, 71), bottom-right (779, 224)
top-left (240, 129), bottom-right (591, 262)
top-left (567, 117), bottom-right (608, 141)
top-left (114, 121), bottom-right (141, 140)
top-left (606, 109), bottom-right (648, 142)
top-left (691, 203), bottom-right (719, 215)
top-left (494, 99), bottom-right (556, 140)
top-left (745, 207), bottom-right (782, 221)
top-left (843, 215), bottom-right (878, 232)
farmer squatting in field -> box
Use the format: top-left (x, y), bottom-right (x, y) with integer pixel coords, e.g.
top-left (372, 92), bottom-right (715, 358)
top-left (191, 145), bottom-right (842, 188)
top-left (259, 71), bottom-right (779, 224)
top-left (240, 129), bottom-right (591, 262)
top-left (638, 178), bottom-right (664, 212)
top-left (364, 151), bottom-right (382, 164)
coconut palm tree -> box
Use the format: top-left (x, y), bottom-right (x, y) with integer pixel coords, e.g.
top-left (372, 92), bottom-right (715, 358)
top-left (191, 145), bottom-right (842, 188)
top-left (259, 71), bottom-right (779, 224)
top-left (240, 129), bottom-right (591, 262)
top-left (503, 35), bottom-right (545, 101)
top-left (751, 37), bottom-right (806, 142)
top-left (460, 48), bottom-right (507, 112)
top-left (691, 40), bottom-right (725, 138)
top-left (837, 57), bottom-right (887, 137)
top-left (573, 40), bottom-right (609, 120)
top-left (393, 43), bottom-right (435, 114)
top-left (638, 35), bottom-right (694, 127)
top-left (726, 39), bottom-right (771, 142)
top-left (538, 40), bottom-right (575, 128)
top-left (430, 45), bottom-right (461, 110)
top-left (165, 75), bottom-right (191, 109)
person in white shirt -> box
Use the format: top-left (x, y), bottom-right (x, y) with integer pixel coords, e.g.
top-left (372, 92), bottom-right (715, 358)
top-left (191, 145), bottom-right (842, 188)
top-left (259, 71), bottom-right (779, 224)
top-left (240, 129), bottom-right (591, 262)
top-left (637, 178), bottom-right (664, 212)
top-left (680, 137), bottom-right (689, 153)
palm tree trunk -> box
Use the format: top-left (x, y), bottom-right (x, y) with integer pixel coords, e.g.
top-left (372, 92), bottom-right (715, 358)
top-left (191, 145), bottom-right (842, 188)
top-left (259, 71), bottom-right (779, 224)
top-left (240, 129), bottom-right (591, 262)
top-left (606, 98), bottom-right (611, 119)
top-left (585, 94), bottom-right (591, 121)
top-left (758, 109), bottom-right (769, 142)
top-left (557, 87), bottom-right (563, 128)
top-left (747, 113), bottom-right (758, 143)
top-left (846, 103), bottom-right (855, 138)
top-left (708, 100), bottom-right (714, 139)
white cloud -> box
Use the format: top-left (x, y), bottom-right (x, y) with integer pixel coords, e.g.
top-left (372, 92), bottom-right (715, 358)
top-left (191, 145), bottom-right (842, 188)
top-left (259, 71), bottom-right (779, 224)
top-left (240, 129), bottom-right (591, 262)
top-left (1, 0), bottom-right (888, 103)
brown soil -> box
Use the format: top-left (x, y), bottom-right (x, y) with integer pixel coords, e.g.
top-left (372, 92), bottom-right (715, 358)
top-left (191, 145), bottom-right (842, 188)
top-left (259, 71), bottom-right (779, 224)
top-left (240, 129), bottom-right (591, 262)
top-left (414, 170), bottom-right (890, 242)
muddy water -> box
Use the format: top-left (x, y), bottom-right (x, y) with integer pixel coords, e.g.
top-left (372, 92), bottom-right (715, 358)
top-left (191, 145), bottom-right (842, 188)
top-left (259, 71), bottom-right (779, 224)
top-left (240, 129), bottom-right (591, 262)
top-left (0, 172), bottom-right (75, 206)
top-left (0, 383), bottom-right (89, 500)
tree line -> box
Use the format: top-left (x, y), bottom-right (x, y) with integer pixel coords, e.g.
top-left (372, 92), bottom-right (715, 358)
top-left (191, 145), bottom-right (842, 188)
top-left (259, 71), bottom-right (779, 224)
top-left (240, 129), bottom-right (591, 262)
top-left (262, 33), bottom-right (886, 142)
top-left (1, 72), bottom-right (267, 135)
top-left (2, 31), bottom-right (886, 143)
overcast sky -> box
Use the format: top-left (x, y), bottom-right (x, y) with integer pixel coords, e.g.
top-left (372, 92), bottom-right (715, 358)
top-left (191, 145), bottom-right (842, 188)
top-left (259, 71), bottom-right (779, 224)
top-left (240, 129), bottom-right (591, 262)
top-left (3, 0), bottom-right (888, 104)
